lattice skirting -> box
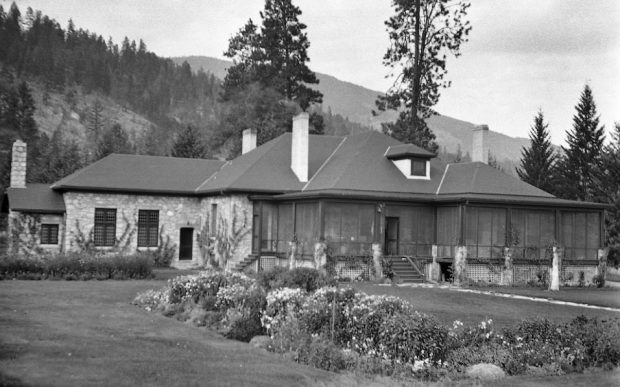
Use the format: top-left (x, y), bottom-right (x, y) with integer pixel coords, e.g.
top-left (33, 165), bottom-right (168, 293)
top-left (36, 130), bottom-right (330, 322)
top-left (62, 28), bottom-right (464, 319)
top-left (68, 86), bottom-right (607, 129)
top-left (465, 263), bottom-right (598, 286)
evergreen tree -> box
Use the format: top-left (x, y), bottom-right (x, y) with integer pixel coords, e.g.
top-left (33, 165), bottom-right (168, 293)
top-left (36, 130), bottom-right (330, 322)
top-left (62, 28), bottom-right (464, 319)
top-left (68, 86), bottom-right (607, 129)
top-left (516, 110), bottom-right (557, 194)
top-left (488, 151), bottom-right (503, 172)
top-left (376, 0), bottom-right (471, 152)
top-left (171, 125), bottom-right (207, 158)
top-left (223, 0), bottom-right (322, 110)
top-left (31, 129), bottom-right (83, 183)
top-left (15, 81), bottom-right (37, 140)
top-left (87, 99), bottom-right (105, 145)
top-left (556, 85), bottom-right (606, 201)
top-left (95, 123), bottom-right (133, 160)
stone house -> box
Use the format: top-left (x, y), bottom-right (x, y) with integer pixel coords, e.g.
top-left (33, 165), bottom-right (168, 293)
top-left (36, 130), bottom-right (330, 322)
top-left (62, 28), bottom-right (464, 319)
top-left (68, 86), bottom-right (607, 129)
top-left (1, 113), bottom-right (609, 284)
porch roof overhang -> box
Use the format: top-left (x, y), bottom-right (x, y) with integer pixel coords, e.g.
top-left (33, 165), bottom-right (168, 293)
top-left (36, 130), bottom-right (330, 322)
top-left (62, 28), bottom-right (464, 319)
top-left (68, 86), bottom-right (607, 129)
top-left (254, 189), bottom-right (609, 210)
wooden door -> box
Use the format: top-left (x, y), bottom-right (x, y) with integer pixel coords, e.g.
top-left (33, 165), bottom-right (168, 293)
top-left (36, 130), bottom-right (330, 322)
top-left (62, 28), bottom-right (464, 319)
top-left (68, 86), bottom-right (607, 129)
top-left (385, 217), bottom-right (399, 255)
top-left (179, 228), bottom-right (193, 260)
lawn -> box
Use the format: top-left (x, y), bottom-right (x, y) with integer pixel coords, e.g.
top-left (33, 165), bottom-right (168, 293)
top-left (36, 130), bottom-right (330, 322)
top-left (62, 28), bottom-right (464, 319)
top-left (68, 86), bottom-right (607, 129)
top-left (350, 283), bottom-right (620, 327)
top-left (1, 276), bottom-right (619, 386)
top-left (0, 279), bottom-right (346, 387)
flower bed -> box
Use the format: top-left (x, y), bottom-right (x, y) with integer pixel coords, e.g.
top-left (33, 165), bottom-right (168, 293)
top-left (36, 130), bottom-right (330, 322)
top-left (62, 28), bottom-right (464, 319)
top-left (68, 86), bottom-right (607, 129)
top-left (0, 253), bottom-right (153, 280)
top-left (134, 267), bottom-right (620, 381)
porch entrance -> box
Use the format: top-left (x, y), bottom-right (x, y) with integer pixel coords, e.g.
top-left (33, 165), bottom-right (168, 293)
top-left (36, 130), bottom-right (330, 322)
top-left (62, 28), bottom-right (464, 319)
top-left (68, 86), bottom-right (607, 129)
top-left (179, 227), bottom-right (193, 260)
top-left (385, 217), bottom-right (399, 255)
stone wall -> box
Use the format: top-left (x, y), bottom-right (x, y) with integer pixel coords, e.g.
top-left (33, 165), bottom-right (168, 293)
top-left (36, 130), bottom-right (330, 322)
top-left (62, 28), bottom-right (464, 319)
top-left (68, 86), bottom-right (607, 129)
top-left (200, 195), bottom-right (253, 270)
top-left (7, 210), bottom-right (64, 255)
top-left (63, 192), bottom-right (203, 268)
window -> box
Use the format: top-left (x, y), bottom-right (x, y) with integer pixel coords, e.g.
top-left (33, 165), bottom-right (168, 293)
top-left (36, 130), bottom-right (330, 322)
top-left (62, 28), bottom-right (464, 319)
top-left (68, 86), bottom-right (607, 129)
top-left (94, 208), bottom-right (116, 246)
top-left (411, 158), bottom-right (427, 176)
top-left (138, 210), bottom-right (159, 247)
top-left (561, 211), bottom-right (600, 260)
top-left (465, 207), bottom-right (506, 259)
top-left (40, 224), bottom-right (59, 245)
top-left (511, 209), bottom-right (555, 259)
top-left (324, 202), bottom-right (375, 255)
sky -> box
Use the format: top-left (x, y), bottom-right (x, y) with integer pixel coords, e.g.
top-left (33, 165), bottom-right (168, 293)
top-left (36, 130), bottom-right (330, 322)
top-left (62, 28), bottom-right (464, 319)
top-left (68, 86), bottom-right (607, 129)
top-left (5, 0), bottom-right (620, 144)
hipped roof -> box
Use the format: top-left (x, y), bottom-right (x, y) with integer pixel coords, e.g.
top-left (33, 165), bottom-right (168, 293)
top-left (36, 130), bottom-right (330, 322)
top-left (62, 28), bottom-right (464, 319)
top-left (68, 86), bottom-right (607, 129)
top-left (3, 184), bottom-right (65, 213)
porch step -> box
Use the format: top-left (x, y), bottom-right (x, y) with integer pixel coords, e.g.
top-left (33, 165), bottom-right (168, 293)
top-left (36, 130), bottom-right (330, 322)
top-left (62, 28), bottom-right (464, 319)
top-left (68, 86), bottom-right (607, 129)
top-left (232, 254), bottom-right (259, 272)
top-left (389, 258), bottom-right (425, 283)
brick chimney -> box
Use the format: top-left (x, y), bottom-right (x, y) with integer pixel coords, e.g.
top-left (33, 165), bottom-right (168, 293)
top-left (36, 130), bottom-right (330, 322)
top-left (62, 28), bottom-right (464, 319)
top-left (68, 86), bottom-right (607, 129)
top-left (10, 139), bottom-right (27, 188)
top-left (472, 125), bottom-right (489, 164)
top-left (242, 128), bottom-right (257, 154)
top-left (291, 112), bottom-right (309, 182)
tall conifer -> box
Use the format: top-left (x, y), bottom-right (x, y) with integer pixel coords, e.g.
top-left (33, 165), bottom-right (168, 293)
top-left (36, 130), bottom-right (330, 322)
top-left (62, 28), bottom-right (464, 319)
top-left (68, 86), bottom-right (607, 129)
top-left (516, 110), bottom-right (557, 194)
top-left (556, 85), bottom-right (606, 201)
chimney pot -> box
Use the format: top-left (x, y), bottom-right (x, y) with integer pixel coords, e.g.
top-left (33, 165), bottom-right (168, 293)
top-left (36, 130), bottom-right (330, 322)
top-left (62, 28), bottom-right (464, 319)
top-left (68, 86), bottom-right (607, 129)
top-left (10, 139), bottom-right (27, 188)
top-left (472, 124), bottom-right (489, 164)
top-left (291, 112), bottom-right (309, 182)
top-left (242, 128), bottom-right (257, 154)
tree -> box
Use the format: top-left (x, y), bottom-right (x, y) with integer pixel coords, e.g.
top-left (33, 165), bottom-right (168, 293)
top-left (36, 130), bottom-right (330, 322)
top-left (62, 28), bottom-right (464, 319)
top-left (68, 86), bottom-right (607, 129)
top-left (595, 122), bottom-right (620, 267)
top-left (556, 85), bottom-right (606, 201)
top-left (87, 99), bottom-right (105, 145)
top-left (15, 81), bottom-right (37, 140)
top-left (171, 125), bottom-right (207, 159)
top-left (95, 123), bottom-right (133, 160)
top-left (376, 0), bottom-right (471, 151)
top-left (223, 0), bottom-right (322, 110)
top-left (516, 110), bottom-right (558, 194)
top-left (30, 129), bottom-right (83, 183)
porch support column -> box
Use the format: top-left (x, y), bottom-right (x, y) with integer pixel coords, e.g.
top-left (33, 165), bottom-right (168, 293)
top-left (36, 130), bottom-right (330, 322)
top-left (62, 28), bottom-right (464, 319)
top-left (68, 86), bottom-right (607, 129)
top-left (549, 246), bottom-right (562, 291)
top-left (429, 244), bottom-right (440, 282)
top-left (501, 247), bottom-right (514, 286)
top-left (453, 246), bottom-right (467, 285)
top-left (596, 248), bottom-right (609, 285)
top-left (372, 243), bottom-right (383, 280)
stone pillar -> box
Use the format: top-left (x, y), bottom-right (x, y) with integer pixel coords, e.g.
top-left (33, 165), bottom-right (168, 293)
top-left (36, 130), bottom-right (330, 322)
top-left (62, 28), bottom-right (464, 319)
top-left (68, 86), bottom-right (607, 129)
top-left (549, 246), bottom-right (562, 291)
top-left (597, 248), bottom-right (609, 283)
top-left (501, 247), bottom-right (514, 286)
top-left (429, 244), bottom-right (440, 282)
top-left (288, 238), bottom-right (298, 270)
top-left (313, 241), bottom-right (327, 274)
top-left (10, 140), bottom-right (27, 188)
top-left (453, 246), bottom-right (467, 285)
top-left (372, 243), bottom-right (383, 280)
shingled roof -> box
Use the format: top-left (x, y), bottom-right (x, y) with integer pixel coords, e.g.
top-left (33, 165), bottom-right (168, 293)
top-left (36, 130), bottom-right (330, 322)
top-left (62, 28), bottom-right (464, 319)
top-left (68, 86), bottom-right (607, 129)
top-left (3, 184), bottom-right (65, 213)
top-left (52, 154), bottom-right (226, 194)
top-left (31, 129), bottom-right (603, 209)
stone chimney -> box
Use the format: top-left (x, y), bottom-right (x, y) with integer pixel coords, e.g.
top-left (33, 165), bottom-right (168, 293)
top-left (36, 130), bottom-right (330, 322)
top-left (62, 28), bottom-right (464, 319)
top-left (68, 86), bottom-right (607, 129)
top-left (291, 112), bottom-right (309, 182)
top-left (242, 128), bottom-right (257, 154)
top-left (472, 125), bottom-right (489, 164)
top-left (10, 139), bottom-right (27, 188)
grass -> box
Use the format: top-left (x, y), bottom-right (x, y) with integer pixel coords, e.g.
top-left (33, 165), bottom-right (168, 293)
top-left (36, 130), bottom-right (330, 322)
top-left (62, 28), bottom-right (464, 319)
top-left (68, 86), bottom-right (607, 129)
top-left (350, 283), bottom-right (620, 328)
top-left (1, 275), bottom-right (619, 386)
top-left (0, 279), bottom-right (344, 387)
top-left (464, 285), bottom-right (620, 308)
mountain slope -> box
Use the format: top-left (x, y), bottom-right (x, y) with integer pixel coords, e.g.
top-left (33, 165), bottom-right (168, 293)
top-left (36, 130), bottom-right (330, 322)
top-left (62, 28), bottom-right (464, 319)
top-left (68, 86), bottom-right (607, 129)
top-left (172, 56), bottom-right (530, 165)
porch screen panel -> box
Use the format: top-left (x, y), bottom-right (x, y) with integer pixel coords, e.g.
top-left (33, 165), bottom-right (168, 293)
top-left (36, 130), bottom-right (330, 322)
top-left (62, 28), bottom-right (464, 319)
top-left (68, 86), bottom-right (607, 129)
top-left (261, 203), bottom-right (278, 251)
top-left (436, 207), bottom-right (458, 257)
top-left (465, 207), bottom-right (505, 259)
top-left (511, 209), bottom-right (555, 260)
top-left (391, 205), bottom-right (434, 256)
top-left (324, 202), bottom-right (375, 255)
top-left (562, 211), bottom-right (600, 260)
top-left (295, 203), bottom-right (319, 256)
top-left (277, 204), bottom-right (293, 252)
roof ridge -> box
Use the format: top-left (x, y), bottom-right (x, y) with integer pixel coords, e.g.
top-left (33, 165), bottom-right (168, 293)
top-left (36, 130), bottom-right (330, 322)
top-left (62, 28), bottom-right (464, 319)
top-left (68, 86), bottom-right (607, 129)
top-left (435, 163), bottom-right (450, 195)
top-left (195, 160), bottom-right (232, 192)
top-left (302, 137), bottom-right (347, 191)
top-left (470, 163), bottom-right (481, 193)
top-left (325, 131), bottom-right (375, 190)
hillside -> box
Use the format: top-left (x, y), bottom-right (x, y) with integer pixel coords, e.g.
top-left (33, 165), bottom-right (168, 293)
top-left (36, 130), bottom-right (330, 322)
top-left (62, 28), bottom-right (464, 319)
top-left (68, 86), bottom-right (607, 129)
top-left (173, 56), bottom-right (531, 167)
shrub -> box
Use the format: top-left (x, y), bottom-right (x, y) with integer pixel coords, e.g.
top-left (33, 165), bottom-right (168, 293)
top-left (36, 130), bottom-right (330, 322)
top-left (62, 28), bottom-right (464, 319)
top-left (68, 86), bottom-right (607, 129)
top-left (257, 267), bottom-right (336, 293)
top-left (0, 253), bottom-right (153, 280)
top-left (592, 274), bottom-right (605, 288)
top-left (296, 335), bottom-right (347, 372)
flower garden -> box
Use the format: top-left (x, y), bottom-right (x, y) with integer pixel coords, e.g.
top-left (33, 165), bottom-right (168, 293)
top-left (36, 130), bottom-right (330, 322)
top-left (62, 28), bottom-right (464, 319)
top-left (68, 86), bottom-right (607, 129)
top-left (133, 267), bottom-right (620, 382)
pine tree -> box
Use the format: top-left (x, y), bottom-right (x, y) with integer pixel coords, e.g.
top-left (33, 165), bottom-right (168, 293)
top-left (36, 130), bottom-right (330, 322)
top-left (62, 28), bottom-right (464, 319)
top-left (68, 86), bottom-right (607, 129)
top-left (87, 99), bottom-right (105, 145)
top-left (16, 81), bottom-right (37, 140)
top-left (381, 111), bottom-right (439, 153)
top-left (596, 123), bottom-right (620, 266)
top-left (556, 85), bottom-right (606, 201)
top-left (171, 125), bottom-right (207, 159)
top-left (95, 123), bottom-right (133, 160)
top-left (516, 110), bottom-right (557, 194)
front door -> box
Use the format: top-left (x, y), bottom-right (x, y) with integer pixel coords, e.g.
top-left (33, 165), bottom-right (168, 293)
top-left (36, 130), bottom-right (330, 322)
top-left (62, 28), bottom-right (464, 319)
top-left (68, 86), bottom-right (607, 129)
top-left (179, 228), bottom-right (193, 260)
top-left (385, 217), bottom-right (399, 255)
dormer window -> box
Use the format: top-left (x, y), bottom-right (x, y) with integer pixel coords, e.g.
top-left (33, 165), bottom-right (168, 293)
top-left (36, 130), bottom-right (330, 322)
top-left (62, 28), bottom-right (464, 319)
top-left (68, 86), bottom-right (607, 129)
top-left (385, 144), bottom-right (435, 180)
top-left (411, 158), bottom-right (426, 176)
